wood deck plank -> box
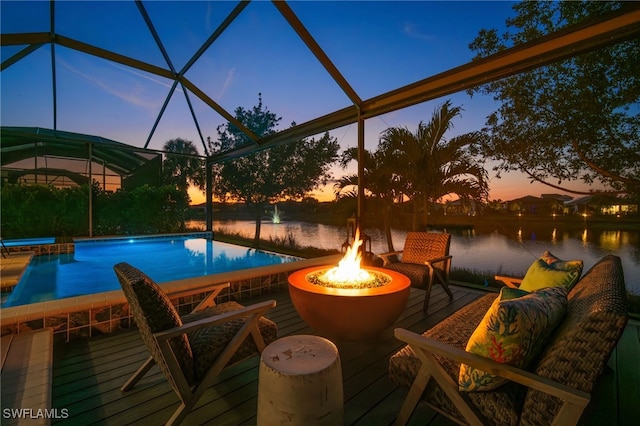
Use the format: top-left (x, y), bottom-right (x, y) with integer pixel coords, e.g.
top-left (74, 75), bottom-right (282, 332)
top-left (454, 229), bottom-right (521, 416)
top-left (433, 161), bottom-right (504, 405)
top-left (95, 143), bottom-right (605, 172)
top-left (49, 286), bottom-right (637, 425)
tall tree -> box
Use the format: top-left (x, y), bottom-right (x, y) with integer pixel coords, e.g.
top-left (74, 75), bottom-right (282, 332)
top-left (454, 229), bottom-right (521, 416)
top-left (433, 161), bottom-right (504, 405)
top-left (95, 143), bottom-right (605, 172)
top-left (208, 94), bottom-right (340, 247)
top-left (162, 138), bottom-right (204, 197)
top-left (335, 147), bottom-right (406, 251)
top-left (469, 1), bottom-right (640, 199)
top-left (379, 101), bottom-right (489, 230)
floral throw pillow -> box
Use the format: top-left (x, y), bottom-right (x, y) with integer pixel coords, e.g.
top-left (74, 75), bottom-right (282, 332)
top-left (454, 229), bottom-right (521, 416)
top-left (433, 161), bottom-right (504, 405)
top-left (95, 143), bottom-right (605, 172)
top-left (519, 250), bottom-right (583, 292)
top-left (458, 286), bottom-right (568, 392)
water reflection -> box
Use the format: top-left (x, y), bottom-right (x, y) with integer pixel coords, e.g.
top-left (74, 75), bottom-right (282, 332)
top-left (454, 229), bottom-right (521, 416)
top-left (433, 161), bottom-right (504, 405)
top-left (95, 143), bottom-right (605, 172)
top-left (599, 231), bottom-right (624, 251)
top-left (194, 220), bottom-right (640, 295)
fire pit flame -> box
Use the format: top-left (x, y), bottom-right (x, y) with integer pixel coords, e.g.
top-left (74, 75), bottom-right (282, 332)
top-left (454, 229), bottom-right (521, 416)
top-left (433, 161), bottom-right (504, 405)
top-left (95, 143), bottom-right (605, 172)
top-left (323, 228), bottom-right (373, 285)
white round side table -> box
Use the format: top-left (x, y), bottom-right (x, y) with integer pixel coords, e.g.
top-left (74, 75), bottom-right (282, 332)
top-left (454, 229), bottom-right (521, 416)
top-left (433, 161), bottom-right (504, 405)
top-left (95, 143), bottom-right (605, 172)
top-left (257, 335), bottom-right (344, 425)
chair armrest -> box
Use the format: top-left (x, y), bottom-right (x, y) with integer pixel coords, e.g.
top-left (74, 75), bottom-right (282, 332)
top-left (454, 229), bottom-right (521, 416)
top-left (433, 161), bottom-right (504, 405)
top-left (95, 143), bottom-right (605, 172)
top-left (379, 250), bottom-right (403, 265)
top-left (154, 300), bottom-right (276, 341)
top-left (494, 275), bottom-right (523, 288)
top-left (166, 282), bottom-right (230, 312)
top-left (394, 328), bottom-right (589, 406)
top-left (423, 255), bottom-right (452, 265)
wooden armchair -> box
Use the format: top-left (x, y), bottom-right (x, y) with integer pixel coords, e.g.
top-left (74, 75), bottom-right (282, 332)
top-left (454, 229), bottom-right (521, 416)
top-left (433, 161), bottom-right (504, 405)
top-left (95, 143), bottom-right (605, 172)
top-left (113, 262), bottom-right (278, 426)
top-left (380, 232), bottom-right (453, 313)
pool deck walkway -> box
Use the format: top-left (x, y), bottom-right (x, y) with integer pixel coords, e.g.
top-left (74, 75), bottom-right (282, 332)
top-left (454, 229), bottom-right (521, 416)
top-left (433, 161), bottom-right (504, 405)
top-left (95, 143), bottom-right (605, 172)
top-left (0, 251), bottom-right (34, 293)
top-left (49, 285), bottom-right (640, 425)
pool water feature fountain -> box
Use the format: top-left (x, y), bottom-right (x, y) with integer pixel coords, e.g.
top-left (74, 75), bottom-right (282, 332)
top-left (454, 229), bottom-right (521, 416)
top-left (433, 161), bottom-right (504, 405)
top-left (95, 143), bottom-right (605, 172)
top-left (270, 205), bottom-right (282, 224)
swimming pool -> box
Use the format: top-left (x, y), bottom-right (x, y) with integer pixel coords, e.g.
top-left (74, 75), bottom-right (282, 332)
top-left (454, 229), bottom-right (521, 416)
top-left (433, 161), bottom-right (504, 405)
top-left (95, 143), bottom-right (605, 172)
top-left (1, 237), bottom-right (56, 247)
top-left (1, 235), bottom-right (299, 307)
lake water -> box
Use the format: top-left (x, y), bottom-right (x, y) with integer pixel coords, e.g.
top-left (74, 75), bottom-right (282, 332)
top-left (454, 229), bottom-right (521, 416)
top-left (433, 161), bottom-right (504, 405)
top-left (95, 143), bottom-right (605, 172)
top-left (192, 219), bottom-right (640, 296)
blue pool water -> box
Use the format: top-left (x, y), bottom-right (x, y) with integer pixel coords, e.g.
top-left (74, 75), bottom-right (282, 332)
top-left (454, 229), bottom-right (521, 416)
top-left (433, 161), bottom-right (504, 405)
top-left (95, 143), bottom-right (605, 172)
top-left (2, 237), bottom-right (56, 247)
top-left (2, 235), bottom-right (299, 307)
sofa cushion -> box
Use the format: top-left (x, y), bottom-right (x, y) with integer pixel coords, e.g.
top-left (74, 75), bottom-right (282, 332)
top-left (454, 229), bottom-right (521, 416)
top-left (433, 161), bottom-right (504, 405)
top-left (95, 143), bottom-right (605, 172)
top-left (389, 293), bottom-right (527, 425)
top-left (383, 262), bottom-right (434, 289)
top-left (519, 250), bottom-right (583, 292)
top-left (459, 286), bottom-right (568, 392)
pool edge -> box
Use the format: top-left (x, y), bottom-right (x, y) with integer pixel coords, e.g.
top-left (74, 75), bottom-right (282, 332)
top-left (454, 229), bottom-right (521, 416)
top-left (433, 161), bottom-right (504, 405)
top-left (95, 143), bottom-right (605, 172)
top-left (0, 254), bottom-right (342, 342)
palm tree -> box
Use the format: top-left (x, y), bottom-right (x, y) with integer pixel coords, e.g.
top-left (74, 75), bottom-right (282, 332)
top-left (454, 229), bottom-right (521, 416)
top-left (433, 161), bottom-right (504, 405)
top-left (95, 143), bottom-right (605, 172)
top-left (379, 101), bottom-right (489, 230)
top-left (335, 147), bottom-right (406, 251)
top-left (162, 138), bottom-right (204, 195)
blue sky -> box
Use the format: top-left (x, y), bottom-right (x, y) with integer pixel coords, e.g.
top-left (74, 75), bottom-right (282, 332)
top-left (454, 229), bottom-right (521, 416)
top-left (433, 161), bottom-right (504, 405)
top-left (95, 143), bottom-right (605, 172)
top-left (1, 1), bottom-right (593, 202)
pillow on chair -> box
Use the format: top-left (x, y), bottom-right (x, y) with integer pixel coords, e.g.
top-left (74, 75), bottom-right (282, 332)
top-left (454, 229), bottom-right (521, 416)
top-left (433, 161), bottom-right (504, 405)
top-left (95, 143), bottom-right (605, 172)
top-left (519, 250), bottom-right (583, 292)
top-left (458, 286), bottom-right (567, 392)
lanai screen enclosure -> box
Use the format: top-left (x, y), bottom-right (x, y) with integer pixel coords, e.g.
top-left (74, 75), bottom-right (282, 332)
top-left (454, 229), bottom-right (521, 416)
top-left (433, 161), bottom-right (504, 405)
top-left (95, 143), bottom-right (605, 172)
top-left (2, 1), bottom-right (639, 231)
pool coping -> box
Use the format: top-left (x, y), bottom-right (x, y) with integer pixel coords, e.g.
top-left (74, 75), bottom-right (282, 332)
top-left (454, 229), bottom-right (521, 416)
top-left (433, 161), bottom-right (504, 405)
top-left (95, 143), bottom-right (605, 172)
top-left (0, 252), bottom-right (35, 292)
top-left (72, 231), bottom-right (213, 244)
top-left (0, 254), bottom-right (342, 341)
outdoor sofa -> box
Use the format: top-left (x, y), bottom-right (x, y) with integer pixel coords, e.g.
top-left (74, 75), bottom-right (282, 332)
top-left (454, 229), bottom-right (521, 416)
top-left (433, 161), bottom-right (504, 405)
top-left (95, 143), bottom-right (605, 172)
top-left (389, 253), bottom-right (628, 425)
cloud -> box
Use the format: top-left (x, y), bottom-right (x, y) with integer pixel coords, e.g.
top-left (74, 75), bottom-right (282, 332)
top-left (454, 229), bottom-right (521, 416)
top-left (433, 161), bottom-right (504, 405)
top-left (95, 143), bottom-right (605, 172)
top-left (58, 57), bottom-right (178, 110)
top-left (217, 67), bottom-right (236, 101)
top-left (110, 62), bottom-right (177, 90)
top-left (402, 22), bottom-right (435, 41)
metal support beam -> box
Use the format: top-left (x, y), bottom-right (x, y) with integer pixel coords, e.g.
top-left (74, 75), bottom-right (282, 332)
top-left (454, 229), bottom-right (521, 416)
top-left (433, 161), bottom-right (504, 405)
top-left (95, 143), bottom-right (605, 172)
top-left (208, 4), bottom-right (640, 163)
top-left (357, 115), bottom-right (365, 221)
top-left (50, 0), bottom-right (57, 130)
top-left (0, 43), bottom-right (45, 71)
top-left (88, 143), bottom-right (93, 237)
top-left (0, 32), bottom-right (51, 45)
top-left (144, 80), bottom-right (179, 149)
top-left (55, 35), bottom-right (175, 80)
top-left (180, 78), bottom-right (261, 144)
top-left (180, 1), bottom-right (250, 76)
top-left (206, 163), bottom-right (213, 234)
top-left (135, 0), bottom-right (176, 75)
top-left (273, 0), bottom-right (362, 106)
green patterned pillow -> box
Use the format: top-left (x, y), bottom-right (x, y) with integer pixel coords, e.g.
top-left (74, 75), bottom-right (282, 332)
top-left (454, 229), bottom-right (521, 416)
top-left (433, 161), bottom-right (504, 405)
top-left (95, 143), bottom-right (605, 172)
top-left (458, 286), bottom-right (567, 392)
top-left (519, 250), bottom-right (583, 292)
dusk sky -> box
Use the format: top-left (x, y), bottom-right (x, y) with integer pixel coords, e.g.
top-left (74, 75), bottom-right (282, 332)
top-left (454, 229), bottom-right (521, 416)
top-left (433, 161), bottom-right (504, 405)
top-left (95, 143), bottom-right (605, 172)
top-left (1, 1), bottom-right (597, 203)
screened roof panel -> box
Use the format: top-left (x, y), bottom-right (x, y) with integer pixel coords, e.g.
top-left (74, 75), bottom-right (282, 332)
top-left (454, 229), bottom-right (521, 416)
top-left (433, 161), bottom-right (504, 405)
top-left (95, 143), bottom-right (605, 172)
top-left (54, 45), bottom-right (173, 147)
top-left (144, 0), bottom-right (240, 72)
top-left (55, 0), bottom-right (167, 69)
top-left (0, 127), bottom-right (159, 178)
top-left (1, 44), bottom-right (26, 63)
top-left (185, 0), bottom-right (353, 132)
top-left (178, 89), bottom-right (232, 155)
top-left (286, 1), bottom-right (515, 100)
top-left (0, 1), bottom-right (50, 34)
top-left (147, 89), bottom-right (211, 154)
top-left (0, 45), bottom-right (53, 128)
top-left (1, 0), bottom-right (638, 166)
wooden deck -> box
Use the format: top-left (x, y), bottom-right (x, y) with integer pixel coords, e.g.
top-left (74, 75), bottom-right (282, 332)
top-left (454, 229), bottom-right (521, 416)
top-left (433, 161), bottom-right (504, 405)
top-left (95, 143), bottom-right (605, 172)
top-left (50, 285), bottom-right (640, 425)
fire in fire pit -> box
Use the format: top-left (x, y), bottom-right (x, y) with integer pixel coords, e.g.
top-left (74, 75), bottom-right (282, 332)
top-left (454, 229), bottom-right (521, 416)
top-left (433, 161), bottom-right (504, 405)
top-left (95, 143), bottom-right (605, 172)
top-left (307, 229), bottom-right (390, 289)
top-left (288, 228), bottom-right (410, 341)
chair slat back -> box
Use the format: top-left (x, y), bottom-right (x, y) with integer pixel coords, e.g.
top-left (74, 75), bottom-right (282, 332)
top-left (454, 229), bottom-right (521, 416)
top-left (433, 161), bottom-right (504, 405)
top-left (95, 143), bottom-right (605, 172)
top-left (401, 232), bottom-right (451, 265)
top-left (114, 262), bottom-right (195, 387)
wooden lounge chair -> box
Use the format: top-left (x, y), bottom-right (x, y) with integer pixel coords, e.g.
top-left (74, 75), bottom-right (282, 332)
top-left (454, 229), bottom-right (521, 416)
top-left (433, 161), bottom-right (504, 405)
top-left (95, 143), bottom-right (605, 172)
top-left (380, 232), bottom-right (454, 313)
top-left (389, 255), bottom-right (628, 425)
top-left (113, 262), bottom-right (278, 426)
